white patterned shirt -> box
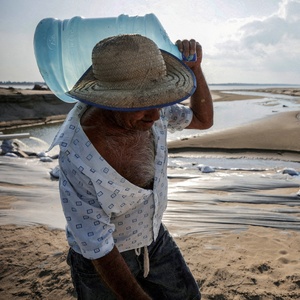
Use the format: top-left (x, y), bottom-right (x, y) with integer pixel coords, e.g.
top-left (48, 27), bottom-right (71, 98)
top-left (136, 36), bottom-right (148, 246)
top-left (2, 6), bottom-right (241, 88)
top-left (49, 102), bottom-right (192, 259)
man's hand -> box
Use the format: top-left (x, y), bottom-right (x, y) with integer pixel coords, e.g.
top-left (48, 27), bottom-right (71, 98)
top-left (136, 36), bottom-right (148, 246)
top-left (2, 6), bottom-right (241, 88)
top-left (92, 246), bottom-right (152, 300)
top-left (175, 39), bottom-right (202, 70)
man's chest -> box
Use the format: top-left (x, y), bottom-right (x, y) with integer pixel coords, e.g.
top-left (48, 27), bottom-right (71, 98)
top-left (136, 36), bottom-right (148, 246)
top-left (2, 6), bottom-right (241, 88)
top-left (96, 131), bottom-right (156, 188)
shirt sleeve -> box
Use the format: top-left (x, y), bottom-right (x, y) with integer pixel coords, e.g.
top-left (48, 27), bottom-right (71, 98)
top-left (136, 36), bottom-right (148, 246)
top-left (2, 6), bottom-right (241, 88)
top-left (161, 103), bottom-right (193, 133)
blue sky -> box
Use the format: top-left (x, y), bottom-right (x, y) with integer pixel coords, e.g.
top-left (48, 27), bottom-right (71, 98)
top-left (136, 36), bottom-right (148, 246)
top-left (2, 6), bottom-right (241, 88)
top-left (0, 0), bottom-right (299, 84)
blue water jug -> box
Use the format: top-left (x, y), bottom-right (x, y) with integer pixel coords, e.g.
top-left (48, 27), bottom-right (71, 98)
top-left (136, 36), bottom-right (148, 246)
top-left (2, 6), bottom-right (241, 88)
top-left (34, 13), bottom-right (194, 103)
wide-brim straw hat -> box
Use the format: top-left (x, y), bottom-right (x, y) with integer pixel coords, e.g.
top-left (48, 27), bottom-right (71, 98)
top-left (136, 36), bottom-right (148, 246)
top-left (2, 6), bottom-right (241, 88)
top-left (67, 34), bottom-right (196, 111)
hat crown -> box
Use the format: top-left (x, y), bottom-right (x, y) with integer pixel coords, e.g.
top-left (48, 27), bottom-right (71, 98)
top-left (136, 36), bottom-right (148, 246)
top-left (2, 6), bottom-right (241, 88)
top-left (92, 35), bottom-right (166, 85)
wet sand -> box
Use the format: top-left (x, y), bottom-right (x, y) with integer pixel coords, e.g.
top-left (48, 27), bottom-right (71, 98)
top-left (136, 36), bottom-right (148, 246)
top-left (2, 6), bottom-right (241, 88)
top-left (0, 87), bottom-right (300, 299)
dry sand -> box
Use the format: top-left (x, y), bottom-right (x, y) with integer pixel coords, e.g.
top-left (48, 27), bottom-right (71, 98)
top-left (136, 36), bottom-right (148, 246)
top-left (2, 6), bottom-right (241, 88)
top-left (169, 110), bottom-right (300, 154)
top-left (1, 224), bottom-right (299, 299)
top-left (0, 87), bottom-right (74, 129)
top-left (171, 87), bottom-right (300, 161)
top-left (0, 87), bottom-right (300, 299)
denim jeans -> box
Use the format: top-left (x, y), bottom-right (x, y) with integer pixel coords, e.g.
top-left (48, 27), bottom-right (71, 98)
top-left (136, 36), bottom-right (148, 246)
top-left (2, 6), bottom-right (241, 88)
top-left (67, 224), bottom-right (201, 300)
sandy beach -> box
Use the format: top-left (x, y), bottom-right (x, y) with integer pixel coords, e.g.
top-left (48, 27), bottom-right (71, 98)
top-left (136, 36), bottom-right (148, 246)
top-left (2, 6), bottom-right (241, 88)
top-left (0, 87), bottom-right (300, 299)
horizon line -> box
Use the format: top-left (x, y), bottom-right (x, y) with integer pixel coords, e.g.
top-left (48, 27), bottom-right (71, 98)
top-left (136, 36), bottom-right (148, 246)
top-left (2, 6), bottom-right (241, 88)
top-left (0, 81), bottom-right (299, 86)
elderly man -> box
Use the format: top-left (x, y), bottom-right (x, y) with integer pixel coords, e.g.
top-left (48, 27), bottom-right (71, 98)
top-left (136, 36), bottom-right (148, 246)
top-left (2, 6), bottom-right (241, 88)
top-left (50, 34), bottom-right (213, 299)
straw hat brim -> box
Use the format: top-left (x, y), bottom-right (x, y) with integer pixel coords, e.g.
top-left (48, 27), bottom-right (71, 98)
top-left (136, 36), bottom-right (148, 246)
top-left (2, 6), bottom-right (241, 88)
top-left (67, 50), bottom-right (196, 111)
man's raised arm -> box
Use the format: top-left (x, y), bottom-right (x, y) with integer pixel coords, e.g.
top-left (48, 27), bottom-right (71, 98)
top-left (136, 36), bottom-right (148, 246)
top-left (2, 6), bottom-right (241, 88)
top-left (176, 39), bottom-right (214, 130)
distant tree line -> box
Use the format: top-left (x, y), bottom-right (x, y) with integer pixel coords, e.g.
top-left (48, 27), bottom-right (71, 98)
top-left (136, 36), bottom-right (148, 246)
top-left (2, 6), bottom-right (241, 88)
top-left (0, 81), bottom-right (46, 85)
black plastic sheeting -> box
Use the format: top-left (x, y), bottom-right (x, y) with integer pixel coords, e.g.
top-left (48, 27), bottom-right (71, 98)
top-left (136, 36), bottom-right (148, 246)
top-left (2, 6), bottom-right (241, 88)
top-left (0, 156), bottom-right (299, 237)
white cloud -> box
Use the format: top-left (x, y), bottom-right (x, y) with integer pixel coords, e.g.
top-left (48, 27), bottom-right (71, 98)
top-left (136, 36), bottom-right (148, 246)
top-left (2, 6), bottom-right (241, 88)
top-left (279, 0), bottom-right (300, 21)
top-left (208, 0), bottom-right (300, 83)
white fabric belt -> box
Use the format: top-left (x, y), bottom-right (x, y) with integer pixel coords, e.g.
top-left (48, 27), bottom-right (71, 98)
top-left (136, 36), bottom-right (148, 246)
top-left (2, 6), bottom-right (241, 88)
top-left (135, 246), bottom-right (150, 278)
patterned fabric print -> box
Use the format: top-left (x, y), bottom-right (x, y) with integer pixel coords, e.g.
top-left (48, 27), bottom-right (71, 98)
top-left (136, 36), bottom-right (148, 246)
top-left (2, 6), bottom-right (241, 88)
top-left (49, 102), bottom-right (193, 260)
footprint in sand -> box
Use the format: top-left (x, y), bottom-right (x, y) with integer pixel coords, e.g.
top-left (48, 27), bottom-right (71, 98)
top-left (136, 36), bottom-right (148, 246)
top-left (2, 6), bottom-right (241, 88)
top-left (277, 250), bottom-right (299, 265)
top-left (277, 257), bottom-right (290, 264)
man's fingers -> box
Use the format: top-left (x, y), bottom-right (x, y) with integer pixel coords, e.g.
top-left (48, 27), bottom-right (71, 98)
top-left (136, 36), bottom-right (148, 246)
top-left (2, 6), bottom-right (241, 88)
top-left (176, 39), bottom-right (202, 63)
top-left (176, 39), bottom-right (197, 54)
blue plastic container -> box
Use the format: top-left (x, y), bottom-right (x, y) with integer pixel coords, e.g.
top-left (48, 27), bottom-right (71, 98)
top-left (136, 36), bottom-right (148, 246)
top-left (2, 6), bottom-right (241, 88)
top-left (34, 13), bottom-right (192, 103)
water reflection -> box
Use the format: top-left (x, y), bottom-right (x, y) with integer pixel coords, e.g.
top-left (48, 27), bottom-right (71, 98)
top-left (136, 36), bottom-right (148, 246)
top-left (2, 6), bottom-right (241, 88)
top-left (165, 163), bottom-right (300, 236)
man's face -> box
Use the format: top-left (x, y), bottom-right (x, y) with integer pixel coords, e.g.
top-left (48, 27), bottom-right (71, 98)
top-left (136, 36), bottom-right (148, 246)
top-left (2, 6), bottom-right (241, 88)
top-left (112, 108), bottom-right (161, 131)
